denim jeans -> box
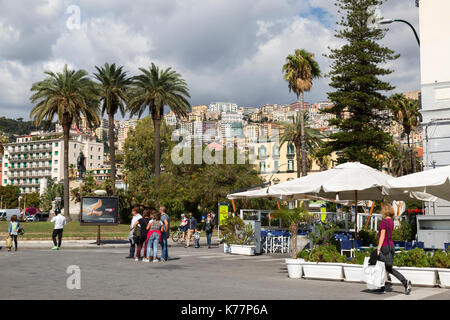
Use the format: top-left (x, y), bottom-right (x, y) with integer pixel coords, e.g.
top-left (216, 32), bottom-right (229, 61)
top-left (146, 233), bottom-right (160, 259)
top-left (128, 239), bottom-right (135, 257)
top-left (206, 231), bottom-right (212, 246)
top-left (161, 232), bottom-right (169, 261)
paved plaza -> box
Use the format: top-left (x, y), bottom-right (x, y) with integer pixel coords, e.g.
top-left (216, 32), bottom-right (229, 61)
top-left (1, 244), bottom-right (449, 300)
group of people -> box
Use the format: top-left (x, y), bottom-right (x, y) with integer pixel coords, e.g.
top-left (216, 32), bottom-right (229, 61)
top-left (126, 207), bottom-right (216, 262)
top-left (180, 212), bottom-right (215, 248)
top-left (126, 206), bottom-right (170, 262)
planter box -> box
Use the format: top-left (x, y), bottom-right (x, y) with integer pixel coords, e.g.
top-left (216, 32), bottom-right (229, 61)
top-left (285, 259), bottom-right (304, 279)
top-left (343, 264), bottom-right (364, 283)
top-left (302, 262), bottom-right (344, 281)
top-left (436, 268), bottom-right (450, 288)
top-left (230, 245), bottom-right (255, 256)
top-left (390, 267), bottom-right (437, 287)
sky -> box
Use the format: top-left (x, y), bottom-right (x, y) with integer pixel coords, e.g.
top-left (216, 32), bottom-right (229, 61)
top-left (0, 0), bottom-right (420, 119)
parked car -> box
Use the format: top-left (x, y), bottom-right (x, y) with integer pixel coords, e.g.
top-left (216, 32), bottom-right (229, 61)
top-left (0, 209), bottom-right (22, 221)
top-left (34, 212), bottom-right (49, 222)
top-left (25, 213), bottom-right (37, 222)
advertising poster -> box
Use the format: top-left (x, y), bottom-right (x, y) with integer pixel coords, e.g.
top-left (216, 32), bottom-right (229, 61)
top-left (219, 203), bottom-right (229, 224)
top-left (80, 196), bottom-right (119, 225)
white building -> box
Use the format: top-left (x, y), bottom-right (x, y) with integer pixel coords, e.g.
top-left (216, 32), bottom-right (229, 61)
top-left (2, 133), bottom-right (104, 194)
top-left (419, 0), bottom-right (450, 215)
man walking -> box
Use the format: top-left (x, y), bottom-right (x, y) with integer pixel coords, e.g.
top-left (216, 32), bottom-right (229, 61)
top-left (160, 207), bottom-right (170, 262)
top-left (126, 207), bottom-right (142, 259)
top-left (51, 208), bottom-right (66, 250)
top-left (185, 212), bottom-right (197, 248)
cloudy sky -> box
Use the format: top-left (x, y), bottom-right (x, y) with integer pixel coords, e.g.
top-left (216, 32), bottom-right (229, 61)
top-left (0, 0), bottom-right (420, 119)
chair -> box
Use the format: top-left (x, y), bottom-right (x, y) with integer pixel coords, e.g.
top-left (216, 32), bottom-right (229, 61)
top-left (444, 243), bottom-right (449, 252)
top-left (412, 241), bottom-right (424, 249)
top-left (394, 241), bottom-right (405, 248)
top-left (353, 239), bottom-right (364, 249)
top-left (340, 239), bottom-right (354, 257)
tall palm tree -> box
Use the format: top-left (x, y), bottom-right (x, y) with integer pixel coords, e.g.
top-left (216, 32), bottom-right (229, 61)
top-left (93, 63), bottom-right (131, 194)
top-left (282, 49), bottom-right (321, 176)
top-left (389, 94), bottom-right (420, 173)
top-left (279, 113), bottom-right (325, 178)
top-left (128, 63), bottom-right (190, 178)
top-left (30, 65), bottom-right (100, 221)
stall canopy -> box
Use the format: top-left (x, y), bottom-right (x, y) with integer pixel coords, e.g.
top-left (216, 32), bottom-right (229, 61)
top-left (387, 165), bottom-right (450, 201)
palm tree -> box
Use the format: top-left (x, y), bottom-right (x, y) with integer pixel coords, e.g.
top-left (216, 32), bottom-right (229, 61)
top-left (282, 49), bottom-right (321, 176)
top-left (128, 63), bottom-right (190, 178)
top-left (389, 94), bottom-right (420, 173)
top-left (30, 65), bottom-right (100, 221)
top-left (93, 63), bottom-right (131, 194)
top-left (279, 113), bottom-right (325, 178)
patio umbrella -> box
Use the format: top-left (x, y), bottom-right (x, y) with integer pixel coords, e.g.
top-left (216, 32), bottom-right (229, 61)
top-left (386, 165), bottom-right (450, 201)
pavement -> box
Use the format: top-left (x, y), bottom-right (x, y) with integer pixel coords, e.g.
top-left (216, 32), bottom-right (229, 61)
top-left (1, 244), bottom-right (449, 300)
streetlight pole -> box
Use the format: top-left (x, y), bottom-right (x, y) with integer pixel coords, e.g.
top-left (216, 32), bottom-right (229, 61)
top-left (128, 148), bottom-right (151, 187)
top-left (379, 18), bottom-right (420, 46)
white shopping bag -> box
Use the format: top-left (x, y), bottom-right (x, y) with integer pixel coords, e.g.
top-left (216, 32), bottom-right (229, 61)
top-left (361, 257), bottom-right (387, 289)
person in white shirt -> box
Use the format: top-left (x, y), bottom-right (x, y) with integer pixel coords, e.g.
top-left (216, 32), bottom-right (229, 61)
top-left (50, 208), bottom-right (66, 250)
top-left (126, 207), bottom-right (142, 259)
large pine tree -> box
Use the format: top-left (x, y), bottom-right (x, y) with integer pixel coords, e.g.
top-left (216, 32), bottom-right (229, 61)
top-left (320, 0), bottom-right (398, 169)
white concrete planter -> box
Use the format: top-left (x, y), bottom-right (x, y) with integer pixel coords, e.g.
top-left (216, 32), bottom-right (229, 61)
top-left (302, 262), bottom-right (344, 281)
top-left (436, 268), bottom-right (450, 288)
top-left (390, 267), bottom-right (437, 287)
top-left (342, 264), bottom-right (364, 282)
top-left (223, 243), bottom-right (231, 254)
top-left (285, 258), bottom-right (304, 279)
top-left (230, 244), bottom-right (255, 256)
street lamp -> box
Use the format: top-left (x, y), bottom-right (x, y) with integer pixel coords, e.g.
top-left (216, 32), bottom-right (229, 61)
top-left (128, 147), bottom-right (151, 186)
top-left (379, 18), bottom-right (420, 46)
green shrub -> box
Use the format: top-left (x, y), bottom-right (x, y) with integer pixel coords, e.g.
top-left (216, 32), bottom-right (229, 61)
top-left (347, 247), bottom-right (376, 265)
top-left (430, 250), bottom-right (450, 268)
top-left (394, 248), bottom-right (432, 268)
top-left (297, 245), bottom-right (347, 263)
top-left (357, 227), bottom-right (378, 246)
top-left (392, 220), bottom-right (415, 242)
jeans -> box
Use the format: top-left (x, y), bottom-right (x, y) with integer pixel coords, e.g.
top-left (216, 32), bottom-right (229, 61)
top-left (381, 246), bottom-right (407, 286)
top-left (146, 233), bottom-right (160, 259)
top-left (52, 229), bottom-right (63, 247)
top-left (161, 232), bottom-right (169, 261)
top-left (206, 231), bottom-right (212, 246)
top-left (128, 239), bottom-right (135, 257)
top-left (10, 235), bottom-right (18, 249)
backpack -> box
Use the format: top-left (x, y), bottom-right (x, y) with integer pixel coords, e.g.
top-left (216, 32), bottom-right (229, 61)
top-left (133, 224), bottom-right (142, 241)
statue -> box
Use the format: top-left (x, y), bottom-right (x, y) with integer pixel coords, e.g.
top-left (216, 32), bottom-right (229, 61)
top-left (77, 151), bottom-right (86, 179)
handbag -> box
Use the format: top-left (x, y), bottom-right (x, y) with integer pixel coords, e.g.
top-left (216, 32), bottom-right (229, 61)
top-left (18, 227), bottom-right (25, 236)
top-left (5, 237), bottom-right (12, 248)
top-left (362, 257), bottom-right (387, 289)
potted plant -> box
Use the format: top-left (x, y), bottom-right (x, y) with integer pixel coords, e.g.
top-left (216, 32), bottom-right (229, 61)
top-left (390, 248), bottom-right (437, 286)
top-left (274, 203), bottom-right (312, 279)
top-left (297, 245), bottom-right (347, 280)
top-left (221, 216), bottom-right (256, 256)
top-left (430, 250), bottom-right (450, 288)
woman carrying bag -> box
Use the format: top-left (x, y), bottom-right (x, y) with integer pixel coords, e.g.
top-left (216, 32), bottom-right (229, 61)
top-left (375, 203), bottom-right (411, 294)
top-left (8, 215), bottom-right (21, 252)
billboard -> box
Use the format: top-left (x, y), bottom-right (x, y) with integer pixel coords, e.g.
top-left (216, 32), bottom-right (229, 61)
top-left (219, 203), bottom-right (229, 224)
top-left (80, 196), bottom-right (119, 225)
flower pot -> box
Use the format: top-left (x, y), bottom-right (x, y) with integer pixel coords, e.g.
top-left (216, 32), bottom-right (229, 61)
top-left (230, 244), bottom-right (255, 256)
top-left (285, 258), bottom-right (304, 279)
top-left (302, 262), bottom-right (344, 281)
top-left (390, 267), bottom-right (437, 287)
top-left (343, 264), bottom-right (364, 282)
top-left (436, 268), bottom-right (450, 288)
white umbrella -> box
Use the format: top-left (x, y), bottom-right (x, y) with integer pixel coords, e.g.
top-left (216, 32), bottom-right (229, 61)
top-left (387, 166), bottom-right (450, 201)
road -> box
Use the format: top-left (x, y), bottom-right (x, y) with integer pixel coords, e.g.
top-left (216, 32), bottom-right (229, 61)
top-left (1, 244), bottom-right (449, 300)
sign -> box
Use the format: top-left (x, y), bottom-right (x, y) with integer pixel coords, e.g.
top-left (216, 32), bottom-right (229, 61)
top-left (320, 205), bottom-right (327, 223)
top-left (80, 196), bottom-right (119, 225)
top-left (219, 203), bottom-right (229, 224)
top-left (309, 200), bottom-right (327, 208)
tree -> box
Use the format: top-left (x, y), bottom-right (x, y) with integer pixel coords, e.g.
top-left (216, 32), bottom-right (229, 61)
top-left (93, 63), bottom-right (132, 194)
top-left (388, 93), bottom-right (420, 173)
top-left (0, 131), bottom-right (9, 155)
top-left (282, 49), bottom-right (321, 176)
top-left (279, 113), bottom-right (326, 177)
top-left (40, 179), bottom-right (64, 213)
top-left (128, 63), bottom-right (190, 178)
top-left (0, 185), bottom-right (20, 209)
top-left (19, 192), bottom-right (41, 209)
top-left (319, 0), bottom-right (398, 169)
top-left (30, 65), bottom-right (101, 220)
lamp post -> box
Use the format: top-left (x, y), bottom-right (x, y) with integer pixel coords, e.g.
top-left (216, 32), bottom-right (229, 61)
top-left (379, 18), bottom-right (420, 46)
top-left (128, 147), bottom-right (151, 187)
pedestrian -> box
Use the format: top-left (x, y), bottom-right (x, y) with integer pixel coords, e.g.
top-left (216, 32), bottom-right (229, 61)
top-left (8, 215), bottom-right (21, 252)
top-left (160, 206), bottom-right (170, 262)
top-left (180, 213), bottom-right (188, 241)
top-left (126, 207), bottom-right (142, 259)
top-left (202, 212), bottom-right (215, 249)
top-left (185, 212), bottom-right (197, 248)
top-left (145, 210), bottom-right (164, 262)
top-left (375, 203), bottom-right (412, 294)
top-left (135, 208), bottom-right (151, 261)
top-left (50, 208), bottom-right (66, 250)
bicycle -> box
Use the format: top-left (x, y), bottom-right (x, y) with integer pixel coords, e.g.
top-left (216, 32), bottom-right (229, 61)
top-left (171, 226), bottom-right (185, 242)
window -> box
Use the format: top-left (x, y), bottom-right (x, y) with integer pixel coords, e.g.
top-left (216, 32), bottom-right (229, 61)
top-left (288, 160), bottom-right (294, 172)
top-left (98, 156), bottom-right (101, 160)
top-left (259, 161), bottom-right (266, 173)
top-left (4, 163), bottom-right (7, 167)
top-left (273, 145), bottom-right (280, 157)
top-left (5, 154), bottom-right (8, 159)
top-left (90, 155), bottom-right (93, 159)
top-left (55, 151), bottom-right (58, 155)
top-left (35, 179), bottom-right (39, 184)
top-left (55, 142), bottom-right (59, 147)
top-left (258, 145), bottom-right (267, 158)
top-left (3, 179), bottom-right (6, 184)
top-left (287, 144), bottom-right (295, 155)
top-left (274, 160), bottom-right (279, 173)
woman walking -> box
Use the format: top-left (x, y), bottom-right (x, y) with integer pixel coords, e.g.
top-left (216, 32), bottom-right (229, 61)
top-left (203, 212), bottom-right (215, 249)
top-left (145, 210), bottom-right (164, 262)
top-left (8, 215), bottom-right (21, 252)
top-left (376, 203), bottom-right (412, 294)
